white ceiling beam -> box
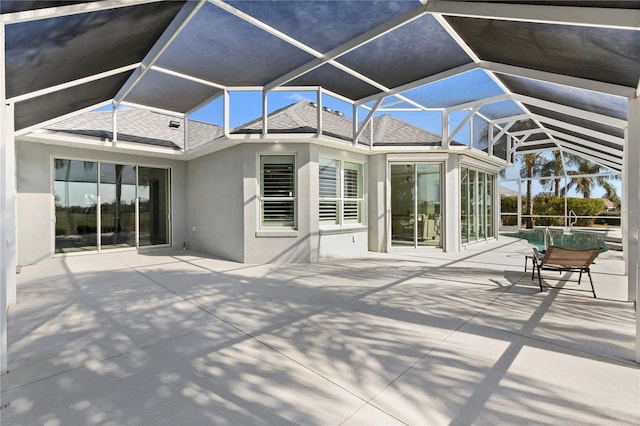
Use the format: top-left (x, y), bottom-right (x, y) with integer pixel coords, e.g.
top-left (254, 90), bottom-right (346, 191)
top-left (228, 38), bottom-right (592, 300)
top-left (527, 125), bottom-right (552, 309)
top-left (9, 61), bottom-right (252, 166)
top-left (432, 7), bottom-right (551, 144)
top-left (357, 62), bottom-right (478, 106)
top-left (492, 120), bottom-right (515, 144)
top-left (490, 114), bottom-right (530, 124)
top-left (2, 0), bottom-right (162, 24)
top-left (113, 0), bottom-right (205, 106)
top-left (551, 142), bottom-right (622, 170)
top-left (208, 0), bottom-right (322, 59)
top-left (431, 14), bottom-right (481, 63)
top-left (481, 61), bottom-right (636, 98)
top-left (447, 106), bottom-right (478, 144)
top-left (185, 92), bottom-right (224, 117)
top-left (264, 3), bottom-right (429, 91)
top-left (14, 100), bottom-right (112, 137)
top-left (7, 63), bottom-right (139, 104)
top-left (355, 97), bottom-right (384, 145)
top-left (445, 94), bottom-right (510, 112)
top-left (151, 66), bottom-right (226, 90)
top-left (426, 0), bottom-right (640, 30)
top-left (545, 129), bottom-right (623, 157)
top-left (120, 101), bottom-right (185, 118)
top-left (531, 114), bottom-right (624, 145)
top-left (512, 94), bottom-right (628, 128)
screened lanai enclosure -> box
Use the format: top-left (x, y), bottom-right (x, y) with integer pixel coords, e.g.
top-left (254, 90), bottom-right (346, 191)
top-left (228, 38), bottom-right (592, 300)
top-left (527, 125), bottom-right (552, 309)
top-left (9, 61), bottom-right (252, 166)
top-left (2, 1), bottom-right (640, 368)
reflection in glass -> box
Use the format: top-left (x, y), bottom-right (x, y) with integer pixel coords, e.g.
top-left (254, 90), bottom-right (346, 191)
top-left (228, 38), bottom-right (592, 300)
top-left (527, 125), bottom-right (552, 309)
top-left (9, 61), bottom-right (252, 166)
top-left (138, 167), bottom-right (170, 246)
top-left (391, 163), bottom-right (441, 248)
top-left (391, 164), bottom-right (415, 247)
top-left (417, 164), bottom-right (441, 247)
top-left (469, 169), bottom-right (476, 241)
top-left (487, 174), bottom-right (494, 238)
top-left (479, 172), bottom-right (486, 239)
top-left (100, 164), bottom-right (137, 249)
top-left (461, 167), bottom-right (469, 245)
top-left (54, 159), bottom-right (98, 253)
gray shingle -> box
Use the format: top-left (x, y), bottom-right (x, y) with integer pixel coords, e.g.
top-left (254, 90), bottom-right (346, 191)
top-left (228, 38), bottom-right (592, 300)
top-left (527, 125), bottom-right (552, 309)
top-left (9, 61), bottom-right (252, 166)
top-left (46, 108), bottom-right (224, 150)
top-left (234, 100), bottom-right (445, 145)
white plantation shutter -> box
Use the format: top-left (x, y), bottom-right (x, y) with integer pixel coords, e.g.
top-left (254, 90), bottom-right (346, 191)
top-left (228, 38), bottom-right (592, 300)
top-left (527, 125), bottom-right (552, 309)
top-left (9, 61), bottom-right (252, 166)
top-left (319, 158), bottom-right (339, 225)
top-left (319, 158), bottom-right (363, 226)
top-left (261, 155), bottom-right (295, 227)
top-left (343, 162), bottom-right (362, 224)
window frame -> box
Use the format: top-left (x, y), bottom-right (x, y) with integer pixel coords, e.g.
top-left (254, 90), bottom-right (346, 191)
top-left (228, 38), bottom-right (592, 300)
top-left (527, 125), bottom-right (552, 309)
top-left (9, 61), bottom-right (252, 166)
top-left (258, 153), bottom-right (297, 230)
top-left (318, 156), bottom-right (365, 228)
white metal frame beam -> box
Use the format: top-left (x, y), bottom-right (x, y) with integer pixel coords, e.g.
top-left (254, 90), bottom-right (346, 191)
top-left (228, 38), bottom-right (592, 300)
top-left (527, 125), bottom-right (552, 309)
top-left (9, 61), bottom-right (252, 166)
top-left (1, 0), bottom-right (163, 25)
top-left (113, 0), bottom-right (205, 107)
top-left (482, 61), bottom-right (636, 98)
top-left (512, 94), bottom-right (627, 129)
top-left (426, 0), bottom-right (640, 30)
top-left (7, 63), bottom-right (140, 104)
top-left (262, 2), bottom-right (429, 91)
top-left (531, 114), bottom-right (625, 146)
top-left (624, 97), bottom-right (640, 363)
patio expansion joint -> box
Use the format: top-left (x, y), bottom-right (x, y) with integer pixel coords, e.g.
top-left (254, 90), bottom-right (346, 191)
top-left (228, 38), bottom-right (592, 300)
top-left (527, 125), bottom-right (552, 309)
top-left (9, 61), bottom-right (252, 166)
top-left (0, 328), bottom-right (203, 394)
top-left (126, 265), bottom-right (401, 418)
top-left (341, 278), bottom-right (520, 424)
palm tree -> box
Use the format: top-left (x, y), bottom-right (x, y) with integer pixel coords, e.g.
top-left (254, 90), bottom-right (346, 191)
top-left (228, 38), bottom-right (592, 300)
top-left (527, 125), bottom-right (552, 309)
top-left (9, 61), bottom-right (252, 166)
top-left (563, 157), bottom-right (619, 199)
top-left (539, 151), bottom-right (565, 196)
top-left (520, 152), bottom-right (542, 228)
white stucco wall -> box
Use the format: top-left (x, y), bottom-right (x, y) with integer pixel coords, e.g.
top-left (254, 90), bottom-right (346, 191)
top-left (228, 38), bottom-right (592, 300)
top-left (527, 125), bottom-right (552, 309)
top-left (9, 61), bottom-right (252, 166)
top-left (314, 146), bottom-right (370, 261)
top-left (368, 154), bottom-right (387, 253)
top-left (243, 143), bottom-right (312, 263)
top-left (15, 140), bottom-right (188, 266)
top-left (186, 145), bottom-right (245, 262)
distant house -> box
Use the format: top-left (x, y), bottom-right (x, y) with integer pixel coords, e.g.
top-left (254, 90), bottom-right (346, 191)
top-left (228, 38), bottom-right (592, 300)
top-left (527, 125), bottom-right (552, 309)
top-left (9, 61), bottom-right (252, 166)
top-left (16, 101), bottom-right (506, 266)
top-left (601, 197), bottom-right (617, 212)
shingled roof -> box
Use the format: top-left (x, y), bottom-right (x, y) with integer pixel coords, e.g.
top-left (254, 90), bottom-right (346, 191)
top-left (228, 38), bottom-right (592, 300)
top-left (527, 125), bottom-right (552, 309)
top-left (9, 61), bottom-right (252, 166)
top-left (41, 101), bottom-right (458, 152)
top-left (234, 100), bottom-right (446, 146)
top-left (45, 108), bottom-right (224, 150)
top-left (234, 100), bottom-right (354, 141)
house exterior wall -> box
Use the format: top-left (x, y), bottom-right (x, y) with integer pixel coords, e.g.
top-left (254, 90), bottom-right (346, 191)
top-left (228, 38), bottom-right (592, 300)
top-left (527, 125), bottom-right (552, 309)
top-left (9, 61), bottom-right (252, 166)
top-left (243, 143), bottom-right (313, 263)
top-left (15, 140), bottom-right (188, 266)
top-left (187, 144), bottom-right (245, 262)
top-left (313, 145), bottom-right (369, 261)
top-left (445, 154), bottom-right (460, 252)
top-left (17, 136), bottom-right (504, 267)
top-left (368, 154), bottom-right (387, 253)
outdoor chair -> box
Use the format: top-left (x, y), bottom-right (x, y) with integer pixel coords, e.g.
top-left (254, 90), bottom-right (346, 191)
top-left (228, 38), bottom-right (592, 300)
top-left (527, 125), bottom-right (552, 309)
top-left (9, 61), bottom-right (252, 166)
top-left (531, 245), bottom-right (601, 298)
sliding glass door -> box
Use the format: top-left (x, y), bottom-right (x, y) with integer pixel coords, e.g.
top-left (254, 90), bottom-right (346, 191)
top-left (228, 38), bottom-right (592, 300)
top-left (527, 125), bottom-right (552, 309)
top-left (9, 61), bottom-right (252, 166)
top-left (100, 163), bottom-right (137, 249)
top-left (460, 166), bottom-right (495, 245)
top-left (54, 160), bottom-right (98, 252)
top-left (138, 167), bottom-right (170, 246)
top-left (390, 163), bottom-right (442, 248)
top-left (54, 159), bottom-right (170, 253)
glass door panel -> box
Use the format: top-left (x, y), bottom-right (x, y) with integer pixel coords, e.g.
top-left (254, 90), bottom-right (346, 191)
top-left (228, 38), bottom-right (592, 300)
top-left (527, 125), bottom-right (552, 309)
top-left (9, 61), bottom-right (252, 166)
top-left (417, 164), bottom-right (441, 247)
top-left (460, 167), bottom-right (469, 245)
top-left (478, 172), bottom-right (486, 239)
top-left (391, 163), bottom-right (442, 248)
top-left (391, 164), bottom-right (415, 247)
top-left (487, 174), bottom-right (494, 238)
top-left (100, 163), bottom-right (137, 249)
top-left (138, 167), bottom-right (170, 246)
top-left (469, 170), bottom-right (476, 242)
top-left (54, 159), bottom-right (98, 253)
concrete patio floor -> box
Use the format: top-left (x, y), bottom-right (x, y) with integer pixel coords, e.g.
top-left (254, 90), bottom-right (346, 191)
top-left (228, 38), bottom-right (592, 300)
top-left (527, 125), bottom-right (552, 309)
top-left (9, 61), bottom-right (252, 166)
top-left (1, 236), bottom-right (638, 425)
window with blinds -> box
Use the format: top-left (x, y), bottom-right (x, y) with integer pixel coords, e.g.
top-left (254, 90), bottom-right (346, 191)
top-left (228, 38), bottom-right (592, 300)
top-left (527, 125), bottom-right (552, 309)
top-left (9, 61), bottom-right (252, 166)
top-left (260, 155), bottom-right (295, 228)
top-left (319, 157), bottom-right (363, 226)
top-left (319, 158), bottom-right (339, 225)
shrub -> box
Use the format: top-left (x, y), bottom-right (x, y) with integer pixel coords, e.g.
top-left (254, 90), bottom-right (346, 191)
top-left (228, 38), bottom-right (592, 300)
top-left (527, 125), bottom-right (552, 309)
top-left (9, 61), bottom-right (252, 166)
top-left (531, 195), bottom-right (605, 226)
